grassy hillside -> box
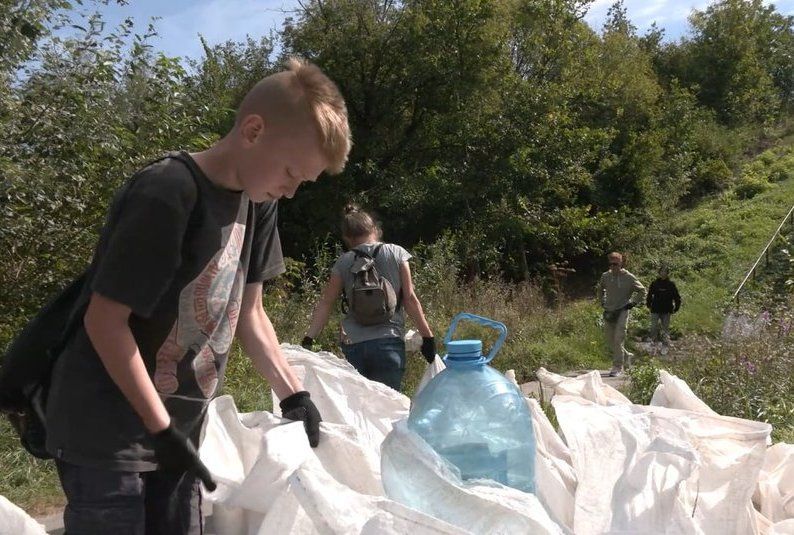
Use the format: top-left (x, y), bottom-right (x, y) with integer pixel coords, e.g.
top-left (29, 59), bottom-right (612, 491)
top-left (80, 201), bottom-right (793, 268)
top-left (632, 142), bottom-right (794, 336)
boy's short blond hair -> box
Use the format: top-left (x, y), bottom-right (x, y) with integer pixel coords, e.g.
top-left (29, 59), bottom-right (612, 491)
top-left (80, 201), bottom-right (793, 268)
top-left (286, 57), bottom-right (352, 175)
top-left (236, 57), bottom-right (352, 175)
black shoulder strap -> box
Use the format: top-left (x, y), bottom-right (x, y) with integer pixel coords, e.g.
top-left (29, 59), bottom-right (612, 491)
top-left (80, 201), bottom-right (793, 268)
top-left (57, 152), bottom-right (202, 350)
top-left (164, 152), bottom-right (204, 232)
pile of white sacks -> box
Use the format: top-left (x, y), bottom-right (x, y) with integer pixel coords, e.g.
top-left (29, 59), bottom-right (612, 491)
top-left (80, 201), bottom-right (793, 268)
top-left (2, 345), bottom-right (792, 534)
top-left (199, 346), bottom-right (793, 534)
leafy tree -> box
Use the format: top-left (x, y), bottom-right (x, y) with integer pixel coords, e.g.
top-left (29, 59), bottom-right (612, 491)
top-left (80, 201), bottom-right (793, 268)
top-left (0, 5), bottom-right (204, 341)
top-left (279, 0), bottom-right (515, 260)
top-left (2, 0), bottom-right (794, 346)
top-left (678, 0), bottom-right (790, 124)
top-left (185, 35), bottom-right (278, 138)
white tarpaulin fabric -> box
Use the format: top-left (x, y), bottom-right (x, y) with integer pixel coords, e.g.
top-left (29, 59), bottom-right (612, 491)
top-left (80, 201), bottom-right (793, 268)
top-left (0, 495), bottom-right (46, 535)
top-left (1, 346), bottom-right (790, 533)
top-left (649, 368), bottom-right (791, 532)
top-left (194, 346), bottom-right (790, 534)
top-left (754, 443), bottom-right (794, 523)
top-left (270, 347), bottom-right (409, 456)
top-left (650, 370), bottom-right (717, 415)
top-left (200, 395), bottom-right (463, 534)
top-left (526, 397), bottom-right (577, 529)
top-left (767, 519), bottom-right (794, 534)
top-left (546, 367), bottom-right (791, 535)
top-left (505, 368), bottom-right (576, 528)
top-left (553, 395), bottom-right (771, 535)
top-left (415, 354), bottom-right (446, 396)
top-left (537, 367), bottom-right (632, 406)
top-left (201, 347), bottom-right (567, 534)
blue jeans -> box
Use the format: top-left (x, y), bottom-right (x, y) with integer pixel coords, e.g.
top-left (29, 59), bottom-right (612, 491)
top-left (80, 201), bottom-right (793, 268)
top-left (55, 460), bottom-right (202, 534)
top-left (342, 337), bottom-right (406, 391)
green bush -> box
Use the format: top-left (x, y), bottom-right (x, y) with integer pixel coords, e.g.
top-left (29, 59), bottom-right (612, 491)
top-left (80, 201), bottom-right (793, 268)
top-left (767, 156), bottom-right (794, 182)
top-left (734, 175), bottom-right (771, 199)
top-left (624, 360), bottom-right (661, 405)
top-left (689, 158), bottom-right (734, 195)
top-left (758, 149), bottom-right (779, 166)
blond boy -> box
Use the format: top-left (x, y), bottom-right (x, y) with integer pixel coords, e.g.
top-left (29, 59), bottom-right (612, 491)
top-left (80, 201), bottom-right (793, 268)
top-left (44, 58), bottom-right (351, 533)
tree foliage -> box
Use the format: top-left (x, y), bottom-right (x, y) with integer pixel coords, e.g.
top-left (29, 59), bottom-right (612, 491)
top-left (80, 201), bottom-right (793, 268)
top-left (2, 0), bottom-right (793, 345)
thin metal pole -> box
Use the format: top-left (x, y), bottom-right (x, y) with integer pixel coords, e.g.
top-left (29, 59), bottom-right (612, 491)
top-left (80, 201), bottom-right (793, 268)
top-left (732, 204), bottom-right (794, 303)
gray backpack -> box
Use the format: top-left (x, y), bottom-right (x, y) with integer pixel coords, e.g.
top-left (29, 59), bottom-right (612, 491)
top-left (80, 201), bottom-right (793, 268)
top-left (346, 244), bottom-right (398, 326)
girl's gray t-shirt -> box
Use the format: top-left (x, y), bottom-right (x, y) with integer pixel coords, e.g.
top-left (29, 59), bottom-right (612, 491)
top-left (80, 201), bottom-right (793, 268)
top-left (331, 242), bottom-right (411, 344)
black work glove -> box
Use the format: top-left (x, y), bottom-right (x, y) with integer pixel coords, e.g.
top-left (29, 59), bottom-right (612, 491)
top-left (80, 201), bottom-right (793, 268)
top-left (624, 302), bottom-right (636, 310)
top-left (301, 336), bottom-right (314, 350)
top-left (280, 391), bottom-right (322, 448)
top-left (421, 337), bottom-right (436, 364)
top-left (151, 423), bottom-right (216, 491)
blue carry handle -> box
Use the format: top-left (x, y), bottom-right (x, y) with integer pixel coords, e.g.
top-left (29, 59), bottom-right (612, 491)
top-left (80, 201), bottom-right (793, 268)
top-left (443, 312), bottom-right (507, 364)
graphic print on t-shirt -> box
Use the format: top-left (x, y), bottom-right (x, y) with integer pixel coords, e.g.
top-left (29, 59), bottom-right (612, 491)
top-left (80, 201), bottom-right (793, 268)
top-left (154, 197), bottom-right (249, 399)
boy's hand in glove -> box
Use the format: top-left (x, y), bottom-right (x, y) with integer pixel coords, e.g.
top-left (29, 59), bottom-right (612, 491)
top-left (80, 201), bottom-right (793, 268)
top-left (151, 423), bottom-right (217, 491)
top-left (421, 337), bottom-right (437, 363)
top-left (280, 391), bottom-right (322, 447)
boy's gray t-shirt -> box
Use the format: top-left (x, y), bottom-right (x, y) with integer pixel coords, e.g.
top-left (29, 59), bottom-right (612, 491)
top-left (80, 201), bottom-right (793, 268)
top-left (45, 152), bottom-right (285, 471)
top-left (332, 242), bottom-right (411, 344)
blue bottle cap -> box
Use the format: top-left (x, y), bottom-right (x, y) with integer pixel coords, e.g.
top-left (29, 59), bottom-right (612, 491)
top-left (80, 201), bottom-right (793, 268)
top-left (446, 339), bottom-right (483, 363)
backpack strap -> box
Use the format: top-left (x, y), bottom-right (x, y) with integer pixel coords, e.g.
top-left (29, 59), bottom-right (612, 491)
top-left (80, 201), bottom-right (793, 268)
top-left (352, 248), bottom-right (372, 260)
top-left (165, 152), bottom-right (205, 235)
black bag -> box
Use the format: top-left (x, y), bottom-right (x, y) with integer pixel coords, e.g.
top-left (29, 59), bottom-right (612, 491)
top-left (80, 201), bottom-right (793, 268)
top-left (0, 274), bottom-right (88, 458)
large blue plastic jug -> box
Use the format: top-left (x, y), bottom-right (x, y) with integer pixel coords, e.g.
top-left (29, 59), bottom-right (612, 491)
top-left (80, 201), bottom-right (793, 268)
top-left (407, 313), bottom-right (536, 493)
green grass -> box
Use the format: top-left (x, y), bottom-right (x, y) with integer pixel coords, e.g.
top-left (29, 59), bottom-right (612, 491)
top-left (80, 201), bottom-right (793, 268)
top-left (223, 344), bottom-right (274, 414)
top-left (633, 143), bottom-right (794, 336)
top-left (0, 419), bottom-right (62, 517)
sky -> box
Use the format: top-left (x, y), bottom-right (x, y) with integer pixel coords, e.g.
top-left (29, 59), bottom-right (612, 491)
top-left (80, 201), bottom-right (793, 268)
top-left (78, 0), bottom-right (794, 62)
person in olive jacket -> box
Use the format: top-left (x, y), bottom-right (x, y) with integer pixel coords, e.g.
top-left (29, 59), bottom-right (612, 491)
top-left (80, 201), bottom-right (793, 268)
top-left (646, 266), bottom-right (681, 346)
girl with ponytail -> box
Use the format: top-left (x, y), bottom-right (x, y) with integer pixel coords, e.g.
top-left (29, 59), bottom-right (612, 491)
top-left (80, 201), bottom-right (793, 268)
top-left (302, 203), bottom-right (435, 391)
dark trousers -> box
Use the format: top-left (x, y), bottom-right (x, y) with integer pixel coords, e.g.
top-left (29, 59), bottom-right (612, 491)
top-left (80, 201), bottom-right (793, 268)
top-left (56, 460), bottom-right (202, 535)
top-left (342, 336), bottom-right (406, 391)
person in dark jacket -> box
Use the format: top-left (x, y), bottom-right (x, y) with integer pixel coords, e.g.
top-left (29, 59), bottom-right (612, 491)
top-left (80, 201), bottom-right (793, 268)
top-left (646, 266), bottom-right (681, 347)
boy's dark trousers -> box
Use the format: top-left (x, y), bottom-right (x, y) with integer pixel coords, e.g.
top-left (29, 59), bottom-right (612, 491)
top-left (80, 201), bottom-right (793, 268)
top-left (650, 312), bottom-right (672, 344)
top-left (56, 460), bottom-right (202, 534)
